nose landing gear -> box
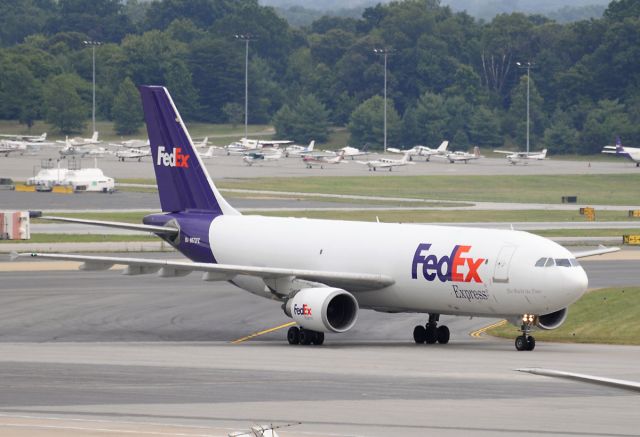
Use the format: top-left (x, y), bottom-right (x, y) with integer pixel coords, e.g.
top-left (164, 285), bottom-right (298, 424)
top-left (413, 314), bottom-right (450, 345)
top-left (515, 314), bottom-right (536, 351)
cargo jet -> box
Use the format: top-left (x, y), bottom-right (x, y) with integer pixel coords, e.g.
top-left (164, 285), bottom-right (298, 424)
top-left (602, 137), bottom-right (640, 167)
top-left (14, 86), bottom-right (618, 351)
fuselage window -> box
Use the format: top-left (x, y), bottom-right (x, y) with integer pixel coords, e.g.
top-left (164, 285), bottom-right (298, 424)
top-left (535, 257), bottom-right (547, 267)
top-left (544, 258), bottom-right (556, 267)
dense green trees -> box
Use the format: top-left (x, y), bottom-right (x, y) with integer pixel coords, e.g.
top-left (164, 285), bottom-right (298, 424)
top-left (43, 74), bottom-right (88, 133)
top-left (112, 78), bottom-right (143, 135)
top-left (0, 0), bottom-right (638, 151)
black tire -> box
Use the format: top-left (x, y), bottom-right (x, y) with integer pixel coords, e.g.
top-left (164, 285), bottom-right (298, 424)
top-left (287, 326), bottom-right (300, 345)
top-left (515, 335), bottom-right (527, 351)
top-left (413, 325), bottom-right (426, 343)
top-left (299, 329), bottom-right (313, 345)
top-left (436, 325), bottom-right (450, 344)
top-left (526, 336), bottom-right (536, 351)
top-left (312, 332), bottom-right (325, 345)
top-left (425, 325), bottom-right (438, 344)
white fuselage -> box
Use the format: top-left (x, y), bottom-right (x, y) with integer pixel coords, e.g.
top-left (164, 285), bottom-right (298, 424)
top-left (207, 216), bottom-right (587, 317)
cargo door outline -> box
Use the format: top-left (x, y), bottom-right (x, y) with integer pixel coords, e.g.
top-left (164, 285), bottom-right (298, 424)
top-left (493, 245), bottom-right (517, 283)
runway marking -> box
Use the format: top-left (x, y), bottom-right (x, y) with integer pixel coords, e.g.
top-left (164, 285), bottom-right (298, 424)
top-left (470, 319), bottom-right (507, 338)
top-left (231, 321), bottom-right (296, 344)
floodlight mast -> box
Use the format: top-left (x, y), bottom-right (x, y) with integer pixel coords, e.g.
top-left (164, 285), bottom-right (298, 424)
top-left (516, 61), bottom-right (535, 154)
top-left (235, 34), bottom-right (255, 141)
top-left (83, 40), bottom-right (102, 134)
top-left (373, 48), bottom-right (393, 153)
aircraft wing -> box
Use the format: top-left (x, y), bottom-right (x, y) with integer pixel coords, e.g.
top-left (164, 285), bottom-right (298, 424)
top-left (517, 368), bottom-right (640, 393)
top-left (493, 150), bottom-right (514, 155)
top-left (572, 245), bottom-right (619, 259)
top-left (12, 252), bottom-right (395, 292)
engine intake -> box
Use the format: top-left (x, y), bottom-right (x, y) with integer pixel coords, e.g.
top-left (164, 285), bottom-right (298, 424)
top-left (536, 307), bottom-right (568, 330)
top-left (285, 288), bottom-right (359, 333)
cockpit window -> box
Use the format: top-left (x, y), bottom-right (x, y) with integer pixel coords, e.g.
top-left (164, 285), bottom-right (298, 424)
top-left (544, 258), bottom-right (556, 267)
top-left (535, 257), bottom-right (547, 267)
top-left (570, 258), bottom-right (580, 267)
top-left (555, 258), bottom-right (572, 267)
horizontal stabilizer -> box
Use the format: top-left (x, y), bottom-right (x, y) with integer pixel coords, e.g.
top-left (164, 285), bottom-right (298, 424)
top-left (572, 245), bottom-right (619, 259)
top-left (517, 368), bottom-right (640, 393)
top-left (42, 216), bottom-right (178, 235)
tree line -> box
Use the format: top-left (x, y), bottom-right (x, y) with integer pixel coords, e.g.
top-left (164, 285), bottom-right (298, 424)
top-left (0, 0), bottom-right (639, 153)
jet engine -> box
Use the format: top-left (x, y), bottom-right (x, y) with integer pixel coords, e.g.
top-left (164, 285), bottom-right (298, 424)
top-left (536, 307), bottom-right (568, 330)
top-left (284, 288), bottom-right (359, 333)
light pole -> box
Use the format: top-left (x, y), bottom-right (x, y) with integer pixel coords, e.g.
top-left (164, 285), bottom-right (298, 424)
top-left (373, 48), bottom-right (393, 153)
top-left (235, 34), bottom-right (254, 141)
top-left (83, 40), bottom-right (102, 135)
top-left (516, 61), bottom-right (534, 154)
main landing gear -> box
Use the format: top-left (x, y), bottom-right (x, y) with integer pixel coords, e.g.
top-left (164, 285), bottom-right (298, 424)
top-left (515, 314), bottom-right (536, 351)
top-left (287, 326), bottom-right (324, 346)
top-left (413, 314), bottom-right (450, 345)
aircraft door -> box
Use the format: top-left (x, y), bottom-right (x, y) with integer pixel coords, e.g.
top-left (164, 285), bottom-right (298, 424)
top-left (493, 245), bottom-right (517, 283)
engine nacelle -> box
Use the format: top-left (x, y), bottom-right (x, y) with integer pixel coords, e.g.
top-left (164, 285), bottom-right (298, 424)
top-left (536, 307), bottom-right (568, 330)
top-left (284, 288), bottom-right (359, 333)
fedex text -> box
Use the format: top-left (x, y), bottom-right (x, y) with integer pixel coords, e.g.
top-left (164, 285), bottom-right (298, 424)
top-left (157, 146), bottom-right (190, 168)
top-left (411, 243), bottom-right (485, 283)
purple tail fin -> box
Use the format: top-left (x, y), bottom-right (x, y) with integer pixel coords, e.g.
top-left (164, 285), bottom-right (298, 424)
top-left (139, 86), bottom-right (237, 215)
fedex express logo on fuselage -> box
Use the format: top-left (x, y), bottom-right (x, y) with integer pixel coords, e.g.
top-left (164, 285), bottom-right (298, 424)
top-left (412, 243), bottom-right (485, 283)
top-left (157, 146), bottom-right (190, 168)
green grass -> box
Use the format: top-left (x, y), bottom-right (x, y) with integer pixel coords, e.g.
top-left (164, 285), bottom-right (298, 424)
top-left (487, 287), bottom-right (640, 345)
top-left (0, 234), bottom-right (158, 243)
top-left (253, 209), bottom-right (637, 223)
top-left (534, 228), bottom-right (640, 238)
top-left (216, 174), bottom-right (640, 206)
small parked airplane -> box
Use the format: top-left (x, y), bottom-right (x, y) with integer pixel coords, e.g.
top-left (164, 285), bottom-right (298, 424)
top-left (56, 131), bottom-right (100, 147)
top-left (243, 149), bottom-right (283, 166)
top-left (442, 146), bottom-right (482, 164)
top-left (338, 144), bottom-right (369, 159)
top-left (302, 150), bottom-right (346, 169)
top-left (357, 152), bottom-right (413, 171)
top-left (0, 132), bottom-right (48, 142)
top-left (388, 141), bottom-right (449, 161)
top-left (494, 148), bottom-right (547, 165)
top-left (284, 140), bottom-right (314, 158)
top-left (115, 147), bottom-right (151, 162)
top-left (14, 85), bottom-right (618, 351)
top-left (602, 137), bottom-right (640, 167)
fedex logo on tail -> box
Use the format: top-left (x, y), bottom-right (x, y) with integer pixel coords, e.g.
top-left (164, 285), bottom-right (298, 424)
top-left (411, 243), bottom-right (485, 283)
top-left (157, 146), bottom-right (190, 168)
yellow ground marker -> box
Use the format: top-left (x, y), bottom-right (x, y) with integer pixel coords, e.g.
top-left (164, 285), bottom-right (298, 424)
top-left (470, 319), bottom-right (507, 338)
top-left (231, 321), bottom-right (296, 344)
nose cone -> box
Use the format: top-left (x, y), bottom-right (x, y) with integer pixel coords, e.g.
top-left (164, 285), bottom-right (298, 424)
top-left (565, 266), bottom-right (589, 303)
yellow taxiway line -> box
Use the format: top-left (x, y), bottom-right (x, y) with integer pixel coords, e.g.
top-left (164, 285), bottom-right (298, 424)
top-left (231, 321), bottom-right (296, 344)
top-left (470, 319), bottom-right (507, 338)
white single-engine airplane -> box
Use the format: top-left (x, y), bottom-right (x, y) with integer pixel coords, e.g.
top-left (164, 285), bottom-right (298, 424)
top-left (302, 150), bottom-right (346, 169)
top-left (388, 141), bottom-right (449, 161)
top-left (441, 146), bottom-right (482, 164)
top-left (14, 86), bottom-right (619, 351)
top-left (0, 132), bottom-right (48, 142)
top-left (357, 152), bottom-right (414, 171)
top-left (494, 148), bottom-right (547, 165)
top-left (602, 137), bottom-right (640, 167)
